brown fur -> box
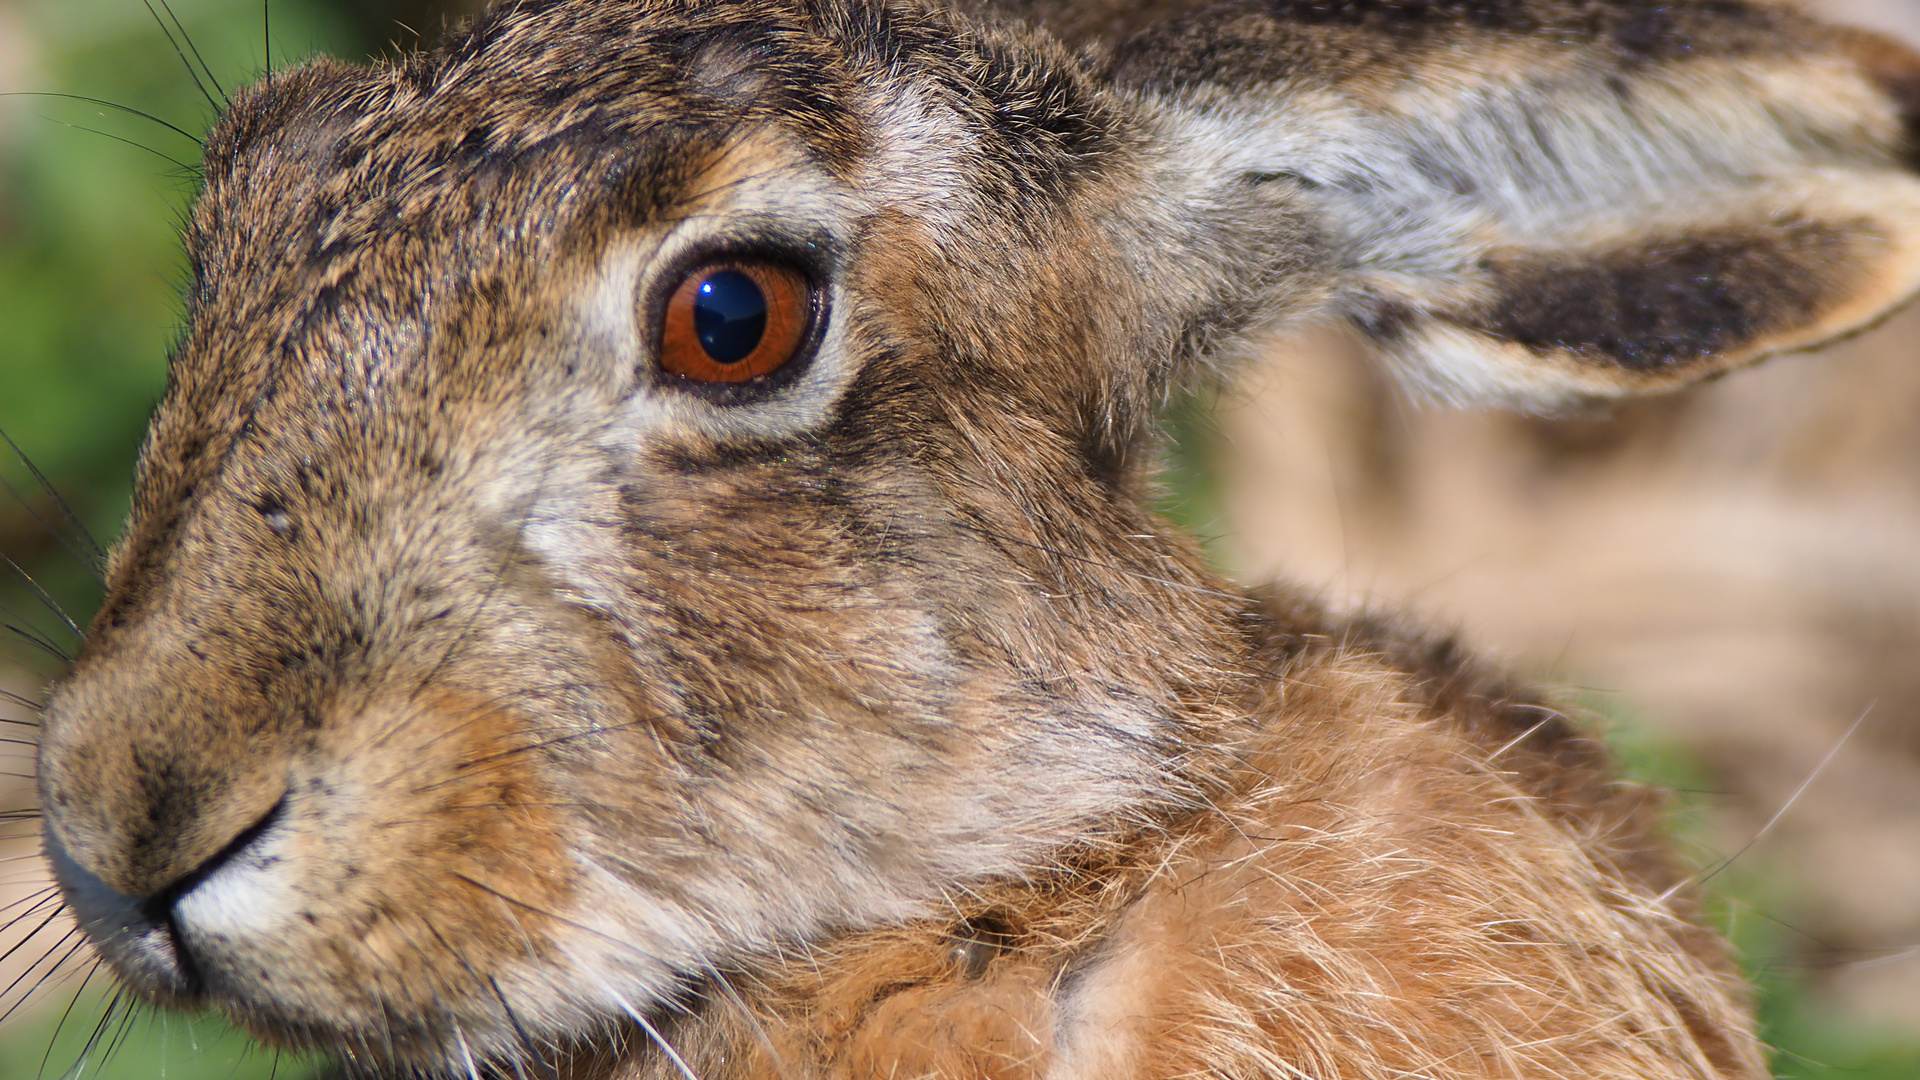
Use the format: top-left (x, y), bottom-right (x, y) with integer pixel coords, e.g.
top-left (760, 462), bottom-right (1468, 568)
top-left (28, 0), bottom-right (1920, 1076)
top-left (619, 604), bottom-right (1760, 1079)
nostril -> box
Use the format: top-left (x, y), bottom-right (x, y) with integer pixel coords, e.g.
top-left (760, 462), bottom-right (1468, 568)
top-left (46, 832), bottom-right (193, 997)
top-left (48, 795), bottom-right (288, 998)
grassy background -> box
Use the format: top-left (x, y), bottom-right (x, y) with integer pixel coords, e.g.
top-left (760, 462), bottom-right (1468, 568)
top-left (0, 1), bottom-right (1915, 1076)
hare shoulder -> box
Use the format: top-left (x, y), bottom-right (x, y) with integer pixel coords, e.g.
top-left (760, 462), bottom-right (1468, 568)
top-left (618, 594), bottom-right (1757, 1079)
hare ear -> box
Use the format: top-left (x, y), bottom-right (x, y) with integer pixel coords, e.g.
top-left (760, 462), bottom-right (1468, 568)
top-left (1101, 2), bottom-right (1920, 409)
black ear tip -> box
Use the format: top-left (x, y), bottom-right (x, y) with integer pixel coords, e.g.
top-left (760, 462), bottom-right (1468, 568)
top-left (1840, 29), bottom-right (1920, 171)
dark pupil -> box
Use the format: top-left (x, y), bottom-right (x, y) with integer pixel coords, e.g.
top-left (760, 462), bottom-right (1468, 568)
top-left (692, 270), bottom-right (768, 364)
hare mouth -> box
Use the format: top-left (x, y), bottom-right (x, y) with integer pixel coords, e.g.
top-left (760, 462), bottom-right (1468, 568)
top-left (50, 795), bottom-right (289, 1004)
top-left (168, 796), bottom-right (298, 980)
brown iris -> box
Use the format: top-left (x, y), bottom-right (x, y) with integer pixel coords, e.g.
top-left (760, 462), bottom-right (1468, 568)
top-left (659, 260), bottom-right (813, 383)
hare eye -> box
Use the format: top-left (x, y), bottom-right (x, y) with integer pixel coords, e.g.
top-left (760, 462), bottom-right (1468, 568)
top-left (659, 260), bottom-right (814, 384)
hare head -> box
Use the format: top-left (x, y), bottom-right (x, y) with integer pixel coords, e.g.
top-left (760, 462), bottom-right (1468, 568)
top-left (32, 0), bottom-right (1920, 1074)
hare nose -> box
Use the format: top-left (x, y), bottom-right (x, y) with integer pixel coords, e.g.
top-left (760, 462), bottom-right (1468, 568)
top-left (47, 830), bottom-right (194, 995)
top-left (46, 796), bottom-right (286, 997)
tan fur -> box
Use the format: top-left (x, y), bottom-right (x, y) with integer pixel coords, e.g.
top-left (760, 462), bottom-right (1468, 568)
top-left (624, 611), bottom-right (1761, 1079)
top-left (26, 1), bottom-right (1920, 1077)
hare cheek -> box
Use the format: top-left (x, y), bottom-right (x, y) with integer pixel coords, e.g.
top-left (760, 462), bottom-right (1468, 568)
top-left (168, 695), bottom-right (580, 1025)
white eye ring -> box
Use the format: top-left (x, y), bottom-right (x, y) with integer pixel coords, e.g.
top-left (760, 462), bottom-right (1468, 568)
top-left (577, 218), bottom-right (858, 446)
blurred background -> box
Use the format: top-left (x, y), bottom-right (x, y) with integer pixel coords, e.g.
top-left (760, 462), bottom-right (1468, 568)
top-left (0, 0), bottom-right (1916, 1076)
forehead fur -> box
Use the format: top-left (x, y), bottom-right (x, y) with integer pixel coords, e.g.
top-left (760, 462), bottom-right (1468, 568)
top-left (190, 3), bottom-right (865, 289)
top-left (191, 0), bottom-right (1109, 269)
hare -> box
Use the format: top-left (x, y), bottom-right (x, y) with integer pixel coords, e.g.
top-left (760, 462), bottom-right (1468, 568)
top-left (29, 0), bottom-right (1920, 1076)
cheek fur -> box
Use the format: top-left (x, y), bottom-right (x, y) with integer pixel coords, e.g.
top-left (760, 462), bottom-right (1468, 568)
top-left (200, 691), bottom-right (580, 1045)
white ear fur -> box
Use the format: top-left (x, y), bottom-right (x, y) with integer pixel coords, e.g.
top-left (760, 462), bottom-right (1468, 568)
top-left (1139, 26), bottom-right (1920, 410)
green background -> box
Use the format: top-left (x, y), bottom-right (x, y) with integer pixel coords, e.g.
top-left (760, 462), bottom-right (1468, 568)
top-left (0, 1), bottom-right (1913, 1076)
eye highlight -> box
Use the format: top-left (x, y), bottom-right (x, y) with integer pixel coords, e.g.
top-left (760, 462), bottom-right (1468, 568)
top-left (659, 260), bottom-right (815, 384)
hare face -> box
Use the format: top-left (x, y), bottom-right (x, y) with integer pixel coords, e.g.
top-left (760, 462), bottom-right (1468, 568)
top-left (36, 1), bottom-right (1235, 1065)
top-left (31, 0), bottom-right (1920, 1075)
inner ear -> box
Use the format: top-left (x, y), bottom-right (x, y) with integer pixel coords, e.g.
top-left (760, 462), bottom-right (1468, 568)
top-left (1356, 177), bottom-right (1920, 408)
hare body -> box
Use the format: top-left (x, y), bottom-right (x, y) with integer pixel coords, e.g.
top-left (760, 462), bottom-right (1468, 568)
top-left (611, 598), bottom-right (1760, 1079)
top-left (30, 0), bottom-right (1920, 1077)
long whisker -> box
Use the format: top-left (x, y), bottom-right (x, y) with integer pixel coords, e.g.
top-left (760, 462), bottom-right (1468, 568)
top-left (152, 0), bottom-right (227, 103)
top-left (98, 987), bottom-right (149, 1066)
top-left (0, 429), bottom-right (104, 564)
top-left (1, 617), bottom-right (67, 659)
top-left (448, 871), bottom-right (727, 1080)
top-left (412, 718), bottom-right (657, 794)
top-left (0, 901), bottom-right (66, 967)
top-left (695, 958), bottom-right (794, 1080)
top-left (34, 115), bottom-right (200, 174)
top-left (138, 1), bottom-right (217, 111)
top-left (487, 897), bottom-right (573, 1080)
top-left (0, 602), bottom-right (71, 650)
top-left (0, 478), bottom-right (102, 589)
top-left (0, 94), bottom-right (201, 149)
top-left (2, 688), bottom-right (45, 713)
top-left (2, 927), bottom-right (88, 1027)
top-left (1661, 702), bottom-right (1874, 904)
top-left (0, 916), bottom-right (78, 1003)
top-left (3, 619), bottom-right (72, 665)
top-left (0, 553), bottom-right (81, 639)
top-left (0, 897), bottom-right (57, 932)
top-left (38, 962), bottom-right (106, 1077)
top-left (489, 975), bottom-right (553, 1080)
top-left (61, 983), bottom-right (128, 1080)
top-left (414, 907), bottom-right (547, 1079)
top-left (0, 884), bottom-right (61, 919)
top-left (0, 430), bottom-right (108, 581)
top-left (372, 673), bottom-right (617, 776)
top-left (595, 982), bottom-right (702, 1080)
top-left (452, 1023), bottom-right (485, 1080)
